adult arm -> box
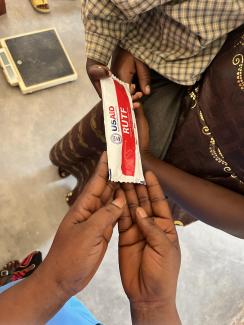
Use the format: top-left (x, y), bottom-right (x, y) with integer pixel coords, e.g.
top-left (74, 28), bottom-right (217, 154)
top-left (0, 153), bottom-right (125, 324)
top-left (0, 274), bottom-right (68, 325)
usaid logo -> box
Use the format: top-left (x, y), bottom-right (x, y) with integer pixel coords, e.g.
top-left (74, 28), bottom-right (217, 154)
top-left (111, 133), bottom-right (122, 144)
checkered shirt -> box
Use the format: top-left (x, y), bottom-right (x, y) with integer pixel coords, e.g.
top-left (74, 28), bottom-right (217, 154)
top-left (81, 0), bottom-right (244, 85)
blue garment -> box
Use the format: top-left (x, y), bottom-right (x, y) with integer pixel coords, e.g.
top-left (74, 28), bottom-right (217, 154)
top-left (0, 281), bottom-right (101, 325)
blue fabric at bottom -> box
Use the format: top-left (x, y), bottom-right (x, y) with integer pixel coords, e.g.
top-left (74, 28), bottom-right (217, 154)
top-left (48, 296), bottom-right (100, 325)
top-left (0, 280), bottom-right (101, 325)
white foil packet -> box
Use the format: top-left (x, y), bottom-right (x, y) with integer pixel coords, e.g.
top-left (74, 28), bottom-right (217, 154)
top-left (101, 75), bottom-right (145, 184)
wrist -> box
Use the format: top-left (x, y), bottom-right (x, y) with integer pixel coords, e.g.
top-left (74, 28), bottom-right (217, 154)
top-left (141, 150), bottom-right (155, 168)
top-left (130, 300), bottom-right (181, 325)
top-left (141, 149), bottom-right (152, 160)
top-left (4, 262), bottom-right (71, 324)
top-left (30, 259), bottom-right (71, 303)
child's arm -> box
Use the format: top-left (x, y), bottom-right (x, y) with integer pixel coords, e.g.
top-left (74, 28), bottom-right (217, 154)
top-left (135, 105), bottom-right (244, 239)
top-left (143, 153), bottom-right (244, 239)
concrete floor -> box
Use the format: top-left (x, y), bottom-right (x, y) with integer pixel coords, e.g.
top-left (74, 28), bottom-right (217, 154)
top-left (0, 1), bottom-right (244, 324)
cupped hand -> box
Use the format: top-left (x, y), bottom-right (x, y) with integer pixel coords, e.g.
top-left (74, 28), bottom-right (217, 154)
top-left (119, 171), bottom-right (181, 308)
top-left (39, 152), bottom-right (125, 296)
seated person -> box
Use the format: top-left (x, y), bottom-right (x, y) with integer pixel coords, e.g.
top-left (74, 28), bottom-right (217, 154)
top-left (0, 153), bottom-right (181, 325)
top-left (50, 25), bottom-right (244, 239)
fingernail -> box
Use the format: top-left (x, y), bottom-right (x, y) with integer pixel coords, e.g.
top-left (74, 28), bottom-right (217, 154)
top-left (174, 220), bottom-right (184, 227)
top-left (137, 207), bottom-right (147, 219)
top-left (112, 197), bottom-right (125, 209)
top-left (145, 85), bottom-right (150, 95)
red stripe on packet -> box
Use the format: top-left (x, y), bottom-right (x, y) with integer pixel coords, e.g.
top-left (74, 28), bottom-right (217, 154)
top-left (113, 79), bottom-right (136, 176)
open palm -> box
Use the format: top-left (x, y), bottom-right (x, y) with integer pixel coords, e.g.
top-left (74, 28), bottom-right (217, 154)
top-left (119, 171), bottom-right (181, 304)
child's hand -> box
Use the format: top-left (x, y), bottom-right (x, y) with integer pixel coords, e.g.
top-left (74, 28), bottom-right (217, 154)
top-left (86, 58), bottom-right (112, 97)
top-left (130, 84), bottom-right (143, 109)
top-left (111, 46), bottom-right (151, 96)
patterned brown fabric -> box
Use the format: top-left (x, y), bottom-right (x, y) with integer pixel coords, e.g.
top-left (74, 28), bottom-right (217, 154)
top-left (50, 102), bottom-right (106, 204)
top-left (166, 25), bottom-right (244, 192)
top-left (165, 25), bottom-right (244, 223)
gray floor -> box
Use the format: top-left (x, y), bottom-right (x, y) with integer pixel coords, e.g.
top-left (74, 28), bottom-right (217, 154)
top-left (0, 1), bottom-right (244, 324)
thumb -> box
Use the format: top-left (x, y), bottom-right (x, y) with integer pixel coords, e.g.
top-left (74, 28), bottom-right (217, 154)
top-left (135, 59), bottom-right (151, 95)
top-left (89, 194), bottom-right (126, 232)
top-left (86, 61), bottom-right (112, 97)
top-left (87, 64), bottom-right (112, 80)
top-left (136, 207), bottom-right (169, 254)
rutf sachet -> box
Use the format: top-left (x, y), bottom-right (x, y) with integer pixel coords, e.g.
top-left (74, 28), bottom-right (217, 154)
top-left (101, 75), bottom-right (145, 184)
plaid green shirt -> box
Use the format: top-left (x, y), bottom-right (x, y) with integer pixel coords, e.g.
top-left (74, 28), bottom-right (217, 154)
top-left (82, 0), bottom-right (244, 85)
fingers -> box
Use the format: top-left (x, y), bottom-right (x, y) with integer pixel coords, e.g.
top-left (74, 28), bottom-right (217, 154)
top-left (130, 83), bottom-right (136, 95)
top-left (134, 102), bottom-right (145, 120)
top-left (72, 153), bottom-right (118, 223)
top-left (86, 60), bottom-right (112, 97)
top-left (145, 171), bottom-right (172, 221)
top-left (144, 171), bottom-right (178, 244)
top-left (132, 92), bottom-right (143, 109)
top-left (132, 92), bottom-right (143, 102)
top-left (135, 207), bottom-right (170, 255)
top-left (135, 59), bottom-right (151, 95)
top-left (88, 64), bottom-right (111, 80)
top-left (89, 190), bottom-right (126, 232)
top-left (111, 46), bottom-right (136, 84)
top-left (121, 183), bottom-right (139, 221)
top-left (118, 68), bottom-right (134, 85)
top-left (130, 87), bottom-right (143, 109)
top-left (100, 181), bottom-right (118, 205)
top-left (84, 152), bottom-right (109, 197)
top-left (135, 184), bottom-right (152, 217)
top-left (118, 188), bottom-right (133, 233)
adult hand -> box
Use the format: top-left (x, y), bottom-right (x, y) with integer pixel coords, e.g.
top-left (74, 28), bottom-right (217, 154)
top-left (119, 171), bottom-right (181, 325)
top-left (86, 58), bottom-right (112, 97)
top-left (111, 46), bottom-right (151, 95)
top-left (0, 152), bottom-right (126, 325)
top-left (38, 152), bottom-right (125, 297)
